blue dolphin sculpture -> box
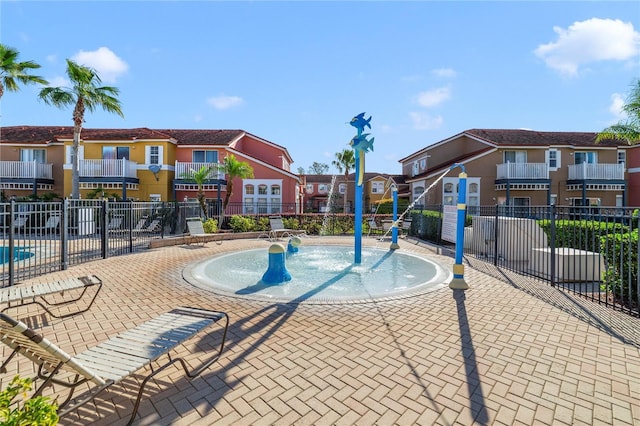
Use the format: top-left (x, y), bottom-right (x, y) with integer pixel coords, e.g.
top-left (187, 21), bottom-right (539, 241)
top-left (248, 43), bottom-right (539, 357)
top-left (350, 112), bottom-right (372, 132)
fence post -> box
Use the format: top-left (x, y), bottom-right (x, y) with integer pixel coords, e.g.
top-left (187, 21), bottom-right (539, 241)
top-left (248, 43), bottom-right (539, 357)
top-left (493, 205), bottom-right (499, 266)
top-left (61, 199), bottom-right (68, 271)
top-left (101, 199), bottom-right (108, 259)
top-left (550, 204), bottom-right (556, 287)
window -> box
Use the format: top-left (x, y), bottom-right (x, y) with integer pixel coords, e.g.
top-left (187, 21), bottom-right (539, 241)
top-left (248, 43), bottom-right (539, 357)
top-left (306, 184), bottom-right (314, 194)
top-left (20, 149), bottom-right (46, 163)
top-left (469, 183), bottom-right (479, 194)
top-left (546, 149), bottom-right (560, 171)
top-left (574, 151), bottom-right (597, 164)
top-left (616, 194), bottom-right (623, 207)
top-left (413, 186), bottom-right (424, 202)
top-left (420, 159), bottom-right (426, 169)
top-left (371, 182), bottom-right (384, 194)
top-left (550, 194), bottom-right (558, 205)
top-left (618, 150), bottom-right (626, 167)
top-left (243, 179), bottom-right (282, 214)
top-left (504, 151), bottom-right (527, 163)
top-left (149, 194), bottom-right (161, 202)
top-left (149, 146), bottom-right (160, 164)
top-left (271, 185), bottom-right (281, 195)
top-left (258, 184), bottom-right (268, 195)
top-left (444, 183), bottom-right (454, 193)
top-left (192, 150), bottom-right (218, 163)
top-left (244, 198), bottom-right (255, 213)
top-left (318, 184), bottom-right (329, 194)
top-left (103, 146), bottom-right (129, 160)
top-left (244, 184), bottom-right (254, 195)
top-left (413, 162), bottom-right (419, 176)
top-left (338, 183), bottom-right (346, 194)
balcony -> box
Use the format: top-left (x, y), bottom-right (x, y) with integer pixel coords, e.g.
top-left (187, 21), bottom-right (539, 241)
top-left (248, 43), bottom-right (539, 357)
top-left (174, 161), bottom-right (225, 181)
top-left (567, 163), bottom-right (625, 180)
top-left (0, 160), bottom-right (53, 179)
top-left (496, 163), bottom-right (549, 180)
top-left (77, 159), bottom-right (138, 178)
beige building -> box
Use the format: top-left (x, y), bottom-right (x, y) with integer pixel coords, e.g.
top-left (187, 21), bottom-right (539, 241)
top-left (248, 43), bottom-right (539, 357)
top-left (400, 129), bottom-right (628, 210)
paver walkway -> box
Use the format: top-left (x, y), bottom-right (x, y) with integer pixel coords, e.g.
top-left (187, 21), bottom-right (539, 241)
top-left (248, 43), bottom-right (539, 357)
top-left (1, 236), bottom-right (639, 425)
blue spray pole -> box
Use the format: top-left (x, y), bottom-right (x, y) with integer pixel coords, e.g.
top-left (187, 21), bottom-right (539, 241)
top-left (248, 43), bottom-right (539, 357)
top-left (354, 149), bottom-right (363, 264)
top-left (449, 164), bottom-right (469, 290)
top-left (390, 183), bottom-right (399, 250)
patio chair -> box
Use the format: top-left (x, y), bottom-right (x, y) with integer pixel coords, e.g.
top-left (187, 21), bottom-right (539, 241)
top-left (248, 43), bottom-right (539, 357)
top-left (186, 217), bottom-right (207, 246)
top-left (0, 306), bottom-right (229, 426)
top-left (401, 218), bottom-right (412, 238)
top-left (107, 215), bottom-right (124, 231)
top-left (12, 214), bottom-right (29, 233)
top-left (368, 218), bottom-right (383, 236)
top-left (0, 275), bottom-right (102, 319)
top-left (268, 216), bottom-right (304, 241)
top-left (44, 213), bottom-right (61, 233)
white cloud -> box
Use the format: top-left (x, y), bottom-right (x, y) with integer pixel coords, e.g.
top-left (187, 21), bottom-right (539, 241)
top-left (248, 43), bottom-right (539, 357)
top-left (72, 47), bottom-right (129, 83)
top-left (415, 87), bottom-right (451, 108)
top-left (46, 76), bottom-right (68, 88)
top-left (608, 92), bottom-right (627, 123)
top-left (534, 18), bottom-right (640, 76)
top-left (431, 68), bottom-right (457, 78)
top-left (46, 54), bottom-right (57, 63)
top-left (207, 94), bottom-right (244, 110)
top-left (409, 112), bottom-right (443, 130)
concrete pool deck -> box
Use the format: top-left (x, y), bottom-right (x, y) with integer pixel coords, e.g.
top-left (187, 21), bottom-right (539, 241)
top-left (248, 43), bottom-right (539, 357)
top-left (1, 236), bottom-right (639, 425)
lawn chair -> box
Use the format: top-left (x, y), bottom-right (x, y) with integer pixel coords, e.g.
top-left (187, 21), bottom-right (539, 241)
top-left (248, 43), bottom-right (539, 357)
top-left (12, 214), bottom-right (29, 234)
top-left (0, 306), bottom-right (229, 425)
top-left (43, 213), bottom-right (61, 233)
top-left (401, 218), bottom-right (412, 238)
top-left (107, 215), bottom-right (124, 231)
top-left (186, 217), bottom-right (207, 246)
top-left (0, 275), bottom-right (102, 319)
top-left (268, 216), bottom-right (298, 241)
top-left (368, 218), bottom-right (383, 236)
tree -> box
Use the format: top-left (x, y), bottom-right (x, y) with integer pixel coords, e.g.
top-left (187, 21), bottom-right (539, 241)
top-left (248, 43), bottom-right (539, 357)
top-left (221, 154), bottom-right (254, 212)
top-left (332, 148), bottom-right (355, 212)
top-left (296, 167), bottom-right (306, 175)
top-left (308, 162), bottom-right (329, 174)
top-left (0, 44), bottom-right (48, 99)
top-left (39, 59), bottom-right (123, 199)
top-left (180, 165), bottom-right (216, 218)
top-left (597, 79), bottom-right (640, 145)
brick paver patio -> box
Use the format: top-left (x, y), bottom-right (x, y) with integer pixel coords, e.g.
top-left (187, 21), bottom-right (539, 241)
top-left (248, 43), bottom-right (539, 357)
top-left (1, 236), bottom-right (639, 425)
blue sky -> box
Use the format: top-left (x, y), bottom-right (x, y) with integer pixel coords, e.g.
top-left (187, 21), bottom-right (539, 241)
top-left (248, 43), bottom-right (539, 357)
top-left (1, 1), bottom-right (639, 175)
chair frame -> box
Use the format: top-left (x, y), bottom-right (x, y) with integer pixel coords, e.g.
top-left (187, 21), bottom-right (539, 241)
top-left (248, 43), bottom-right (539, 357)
top-left (0, 306), bottom-right (229, 426)
top-left (186, 217), bottom-right (207, 246)
top-left (0, 275), bottom-right (102, 319)
top-left (268, 216), bottom-right (305, 241)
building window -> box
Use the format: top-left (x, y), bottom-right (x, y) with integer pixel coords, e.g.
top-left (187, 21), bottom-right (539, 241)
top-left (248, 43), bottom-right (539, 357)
top-left (243, 179), bottom-right (282, 214)
top-left (618, 150), bottom-right (626, 167)
top-left (149, 194), bottom-right (161, 202)
top-left (546, 149), bottom-right (560, 171)
top-left (469, 183), bottom-right (479, 194)
top-left (306, 184), bottom-right (314, 194)
top-left (413, 186), bottom-right (424, 202)
top-left (444, 183), bottom-right (454, 193)
top-left (271, 185), bottom-right (281, 195)
top-left (318, 184), bottom-right (329, 194)
top-left (244, 198), bottom-right (255, 214)
top-left (20, 149), bottom-right (46, 163)
top-left (574, 151), bottom-right (597, 164)
top-left (258, 184), bottom-right (268, 195)
top-left (504, 151), bottom-right (527, 163)
top-left (550, 194), bottom-right (558, 205)
top-left (413, 162), bottom-right (419, 176)
top-left (245, 184), bottom-right (254, 195)
top-left (149, 146), bottom-right (160, 164)
top-left (103, 146), bottom-right (130, 160)
top-left (616, 194), bottom-right (623, 207)
top-left (420, 159), bottom-right (426, 169)
top-left (338, 183), bottom-right (346, 194)
top-left (371, 182), bottom-right (384, 194)
top-left (192, 150), bottom-right (218, 163)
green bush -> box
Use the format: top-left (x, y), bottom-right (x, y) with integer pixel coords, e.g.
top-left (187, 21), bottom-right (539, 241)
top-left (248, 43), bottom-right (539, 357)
top-left (228, 215), bottom-right (256, 232)
top-left (0, 376), bottom-right (59, 426)
top-left (599, 229), bottom-right (638, 310)
top-left (203, 218), bottom-right (218, 233)
top-left (537, 219), bottom-right (628, 252)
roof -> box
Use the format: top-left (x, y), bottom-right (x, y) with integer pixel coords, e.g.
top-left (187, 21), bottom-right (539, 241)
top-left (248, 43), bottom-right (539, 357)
top-left (158, 129), bottom-right (245, 145)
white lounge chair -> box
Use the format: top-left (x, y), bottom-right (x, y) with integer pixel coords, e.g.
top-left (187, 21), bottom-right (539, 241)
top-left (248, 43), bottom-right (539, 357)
top-left (186, 217), bottom-right (207, 246)
top-left (0, 306), bottom-right (229, 425)
top-left (268, 216), bottom-right (304, 240)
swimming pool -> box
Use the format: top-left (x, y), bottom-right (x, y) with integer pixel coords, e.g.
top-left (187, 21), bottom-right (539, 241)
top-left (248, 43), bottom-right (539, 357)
top-left (1, 246), bottom-right (34, 264)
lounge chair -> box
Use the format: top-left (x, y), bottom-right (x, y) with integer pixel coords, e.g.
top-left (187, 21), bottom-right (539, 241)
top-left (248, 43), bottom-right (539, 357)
top-left (186, 217), bottom-right (207, 246)
top-left (107, 215), bottom-right (124, 231)
top-left (12, 214), bottom-right (29, 233)
top-left (0, 306), bottom-right (229, 426)
top-left (401, 218), bottom-right (412, 238)
top-left (0, 275), bottom-right (102, 319)
top-left (43, 213), bottom-right (61, 233)
top-left (268, 216), bottom-right (304, 240)
top-left (368, 218), bottom-right (383, 236)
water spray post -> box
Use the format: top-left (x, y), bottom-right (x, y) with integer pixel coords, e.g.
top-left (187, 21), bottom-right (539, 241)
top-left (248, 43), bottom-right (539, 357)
top-left (390, 183), bottom-right (400, 250)
top-left (349, 113), bottom-right (374, 265)
top-left (449, 165), bottom-right (469, 290)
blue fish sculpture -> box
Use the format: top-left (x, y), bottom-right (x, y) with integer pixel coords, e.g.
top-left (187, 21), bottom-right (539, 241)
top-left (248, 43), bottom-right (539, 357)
top-left (350, 133), bottom-right (375, 153)
top-left (350, 112), bottom-right (372, 132)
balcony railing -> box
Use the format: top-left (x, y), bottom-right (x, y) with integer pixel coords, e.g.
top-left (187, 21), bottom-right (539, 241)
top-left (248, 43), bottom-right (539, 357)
top-left (175, 161), bottom-right (225, 180)
top-left (77, 159), bottom-right (138, 178)
top-left (0, 160), bottom-right (53, 179)
top-left (567, 163), bottom-right (625, 180)
top-left (496, 163), bottom-right (549, 179)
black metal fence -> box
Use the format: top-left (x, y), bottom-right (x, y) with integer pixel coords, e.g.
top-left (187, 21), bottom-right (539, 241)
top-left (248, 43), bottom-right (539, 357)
top-left (2, 200), bottom-right (639, 317)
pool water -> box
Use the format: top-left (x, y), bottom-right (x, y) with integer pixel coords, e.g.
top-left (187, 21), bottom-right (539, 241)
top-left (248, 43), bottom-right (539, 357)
top-left (0, 246), bottom-right (34, 264)
top-left (185, 245), bottom-right (451, 303)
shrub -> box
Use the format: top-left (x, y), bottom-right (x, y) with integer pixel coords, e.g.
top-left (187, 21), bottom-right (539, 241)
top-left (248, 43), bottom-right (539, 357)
top-left (599, 229), bottom-right (638, 310)
top-left (537, 219), bottom-right (628, 252)
top-left (0, 376), bottom-right (59, 426)
top-left (203, 218), bottom-right (218, 233)
top-left (228, 215), bottom-right (256, 232)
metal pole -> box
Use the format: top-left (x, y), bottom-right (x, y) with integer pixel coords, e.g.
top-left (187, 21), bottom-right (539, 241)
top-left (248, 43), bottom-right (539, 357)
top-left (354, 149), bottom-right (362, 264)
top-left (390, 183), bottom-right (399, 250)
top-left (449, 166), bottom-right (469, 290)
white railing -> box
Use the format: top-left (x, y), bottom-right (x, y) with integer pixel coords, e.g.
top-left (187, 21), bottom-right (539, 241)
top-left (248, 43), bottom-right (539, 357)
top-left (496, 163), bottom-right (549, 179)
top-left (568, 163), bottom-right (625, 180)
top-left (175, 161), bottom-right (225, 180)
top-left (78, 159), bottom-right (138, 178)
top-left (0, 160), bottom-right (53, 179)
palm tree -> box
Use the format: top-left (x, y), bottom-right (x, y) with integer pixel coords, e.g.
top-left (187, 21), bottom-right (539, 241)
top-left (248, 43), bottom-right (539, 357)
top-left (180, 165), bottom-right (216, 218)
top-left (39, 59), bottom-right (123, 199)
top-left (597, 79), bottom-right (640, 145)
top-left (0, 44), bottom-right (48, 99)
top-left (332, 148), bottom-right (355, 212)
top-left (221, 154), bottom-right (254, 212)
